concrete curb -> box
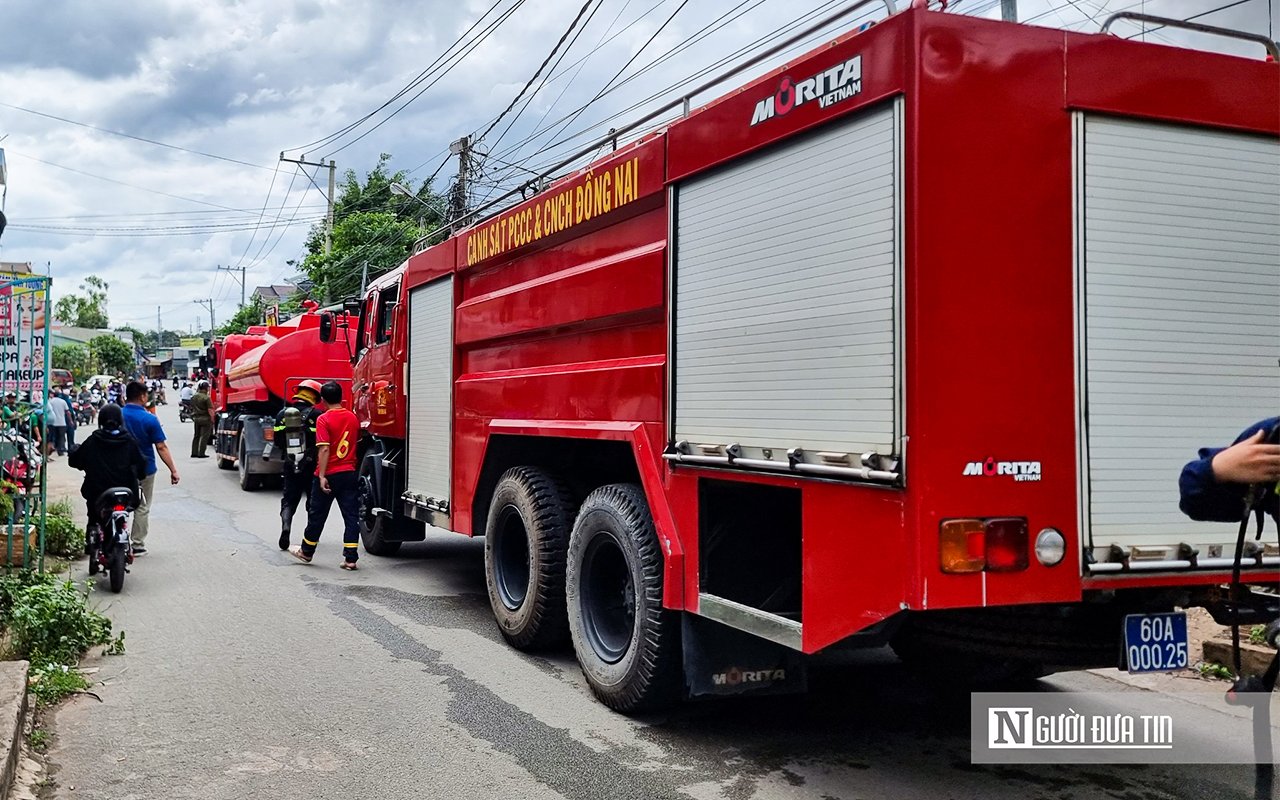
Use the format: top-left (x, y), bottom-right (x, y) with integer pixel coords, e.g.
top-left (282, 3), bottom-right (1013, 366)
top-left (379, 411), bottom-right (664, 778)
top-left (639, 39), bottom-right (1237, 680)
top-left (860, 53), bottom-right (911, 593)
top-left (0, 661), bottom-right (28, 800)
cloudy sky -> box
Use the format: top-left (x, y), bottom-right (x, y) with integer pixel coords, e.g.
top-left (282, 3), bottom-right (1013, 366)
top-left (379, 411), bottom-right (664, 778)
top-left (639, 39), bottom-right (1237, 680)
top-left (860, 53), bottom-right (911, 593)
top-left (0, 0), bottom-right (1272, 333)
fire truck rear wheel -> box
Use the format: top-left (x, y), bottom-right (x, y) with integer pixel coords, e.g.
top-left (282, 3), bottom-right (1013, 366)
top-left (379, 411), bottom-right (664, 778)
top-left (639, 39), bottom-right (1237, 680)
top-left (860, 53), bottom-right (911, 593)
top-left (567, 483), bottom-right (679, 713)
top-left (484, 466), bottom-right (574, 650)
top-left (238, 440), bottom-right (261, 491)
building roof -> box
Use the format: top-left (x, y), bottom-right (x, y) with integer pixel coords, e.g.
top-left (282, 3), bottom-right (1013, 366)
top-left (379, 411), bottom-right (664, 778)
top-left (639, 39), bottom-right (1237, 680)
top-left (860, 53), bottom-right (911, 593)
top-left (252, 284), bottom-right (297, 302)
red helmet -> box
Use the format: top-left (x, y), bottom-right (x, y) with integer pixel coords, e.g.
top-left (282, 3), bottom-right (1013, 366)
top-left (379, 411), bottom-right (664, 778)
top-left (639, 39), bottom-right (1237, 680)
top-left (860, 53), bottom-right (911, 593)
top-left (292, 379), bottom-right (323, 403)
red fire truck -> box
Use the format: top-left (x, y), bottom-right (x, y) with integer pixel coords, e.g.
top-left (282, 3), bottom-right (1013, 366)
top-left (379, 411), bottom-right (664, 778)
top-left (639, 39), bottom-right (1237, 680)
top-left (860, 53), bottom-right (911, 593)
top-left (326, 4), bottom-right (1279, 711)
top-left (211, 302), bottom-right (353, 490)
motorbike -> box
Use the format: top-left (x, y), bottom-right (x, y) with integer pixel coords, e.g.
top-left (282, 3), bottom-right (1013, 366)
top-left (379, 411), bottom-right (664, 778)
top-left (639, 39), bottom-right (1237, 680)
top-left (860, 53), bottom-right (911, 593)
top-left (73, 401), bottom-right (94, 426)
top-left (0, 428), bottom-right (41, 524)
top-left (86, 487), bottom-right (135, 593)
top-left (179, 399), bottom-right (192, 423)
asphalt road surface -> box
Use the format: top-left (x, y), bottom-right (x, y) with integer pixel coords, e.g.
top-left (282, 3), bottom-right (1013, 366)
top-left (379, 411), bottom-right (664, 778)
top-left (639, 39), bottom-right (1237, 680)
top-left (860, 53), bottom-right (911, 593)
top-left (43, 405), bottom-right (1272, 799)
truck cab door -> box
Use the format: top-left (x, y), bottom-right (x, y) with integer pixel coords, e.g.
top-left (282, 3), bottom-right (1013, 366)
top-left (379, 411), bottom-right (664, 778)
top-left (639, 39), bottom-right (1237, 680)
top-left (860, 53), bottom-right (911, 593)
top-left (359, 281), bottom-right (402, 437)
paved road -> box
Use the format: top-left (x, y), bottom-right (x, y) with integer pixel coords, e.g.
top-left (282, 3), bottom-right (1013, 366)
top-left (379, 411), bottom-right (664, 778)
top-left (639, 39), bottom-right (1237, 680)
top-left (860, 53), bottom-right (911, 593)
top-left (43, 405), bottom-right (1269, 799)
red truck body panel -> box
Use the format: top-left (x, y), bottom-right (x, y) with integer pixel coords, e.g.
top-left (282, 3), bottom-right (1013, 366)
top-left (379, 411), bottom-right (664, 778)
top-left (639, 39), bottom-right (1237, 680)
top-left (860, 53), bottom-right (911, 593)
top-left (355, 8), bottom-right (1279, 653)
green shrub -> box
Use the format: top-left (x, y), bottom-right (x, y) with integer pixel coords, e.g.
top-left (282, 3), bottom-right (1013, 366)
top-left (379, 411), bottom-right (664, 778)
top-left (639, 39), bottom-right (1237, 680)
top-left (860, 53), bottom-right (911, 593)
top-left (42, 500), bottom-right (84, 558)
top-left (6, 578), bottom-right (112, 665)
top-left (28, 663), bottom-right (89, 708)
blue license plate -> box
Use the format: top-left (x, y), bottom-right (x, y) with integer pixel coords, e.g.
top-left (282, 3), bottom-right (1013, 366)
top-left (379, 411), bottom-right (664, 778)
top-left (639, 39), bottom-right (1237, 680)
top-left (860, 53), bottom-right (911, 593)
top-left (1123, 612), bottom-right (1189, 673)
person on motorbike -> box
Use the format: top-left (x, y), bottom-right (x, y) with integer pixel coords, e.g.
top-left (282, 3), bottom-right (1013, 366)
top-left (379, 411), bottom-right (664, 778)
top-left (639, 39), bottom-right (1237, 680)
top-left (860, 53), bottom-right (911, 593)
top-left (68, 404), bottom-right (146, 549)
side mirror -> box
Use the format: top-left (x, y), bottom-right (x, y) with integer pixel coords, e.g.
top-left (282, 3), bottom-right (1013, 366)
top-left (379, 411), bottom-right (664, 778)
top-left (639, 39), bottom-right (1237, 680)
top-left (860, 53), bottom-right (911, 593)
top-left (319, 312), bottom-right (335, 343)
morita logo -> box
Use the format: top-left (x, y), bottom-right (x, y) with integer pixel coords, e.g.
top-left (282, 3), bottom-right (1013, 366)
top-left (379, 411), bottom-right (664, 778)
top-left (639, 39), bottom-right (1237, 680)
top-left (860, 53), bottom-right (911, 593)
top-left (750, 55), bottom-right (862, 127)
top-left (711, 667), bottom-right (786, 686)
top-left (963, 459), bottom-right (1043, 482)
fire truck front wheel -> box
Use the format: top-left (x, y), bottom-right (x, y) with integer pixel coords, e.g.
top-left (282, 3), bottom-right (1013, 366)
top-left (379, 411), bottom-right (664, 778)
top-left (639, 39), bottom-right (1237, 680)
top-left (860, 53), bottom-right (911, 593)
top-left (357, 460), bottom-right (401, 557)
top-left (567, 483), bottom-right (679, 714)
top-left (483, 466), bottom-right (575, 650)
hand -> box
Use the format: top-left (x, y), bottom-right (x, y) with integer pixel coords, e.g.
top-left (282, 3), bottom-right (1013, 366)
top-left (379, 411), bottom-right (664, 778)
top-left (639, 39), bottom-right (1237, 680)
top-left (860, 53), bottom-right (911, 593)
top-left (170, 470), bottom-right (181, 486)
top-left (1211, 431), bottom-right (1280, 484)
top-left (320, 475), bottom-right (331, 494)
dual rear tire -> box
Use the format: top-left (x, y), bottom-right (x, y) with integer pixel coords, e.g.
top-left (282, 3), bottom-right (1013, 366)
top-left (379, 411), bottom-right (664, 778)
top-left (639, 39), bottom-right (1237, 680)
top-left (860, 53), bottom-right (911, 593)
top-left (483, 469), bottom-right (678, 712)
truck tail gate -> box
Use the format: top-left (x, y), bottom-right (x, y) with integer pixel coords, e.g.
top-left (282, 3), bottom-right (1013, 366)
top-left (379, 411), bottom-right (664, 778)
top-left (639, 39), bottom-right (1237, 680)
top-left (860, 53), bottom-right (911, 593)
top-left (1075, 115), bottom-right (1280, 572)
top-left (669, 98), bottom-right (903, 482)
top-left (404, 277), bottom-right (454, 525)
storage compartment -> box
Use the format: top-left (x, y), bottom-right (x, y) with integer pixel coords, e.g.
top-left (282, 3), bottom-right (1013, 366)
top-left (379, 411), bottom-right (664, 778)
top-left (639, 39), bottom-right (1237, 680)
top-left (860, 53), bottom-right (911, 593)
top-left (671, 100), bottom-right (903, 478)
top-left (698, 479), bottom-right (802, 619)
top-left (1077, 116), bottom-right (1280, 561)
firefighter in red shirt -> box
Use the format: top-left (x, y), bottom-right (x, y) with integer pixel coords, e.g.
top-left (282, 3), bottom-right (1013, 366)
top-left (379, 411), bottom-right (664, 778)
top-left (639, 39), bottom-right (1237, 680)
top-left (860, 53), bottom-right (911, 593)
top-left (289, 381), bottom-right (363, 569)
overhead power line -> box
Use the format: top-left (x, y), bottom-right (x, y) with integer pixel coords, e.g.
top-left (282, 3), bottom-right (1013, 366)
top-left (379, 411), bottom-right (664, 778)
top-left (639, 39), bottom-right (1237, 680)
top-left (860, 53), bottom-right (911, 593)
top-left (7, 151), bottom-right (250, 213)
top-left (475, 0), bottom-right (600, 144)
top-left (0, 102), bottom-right (273, 171)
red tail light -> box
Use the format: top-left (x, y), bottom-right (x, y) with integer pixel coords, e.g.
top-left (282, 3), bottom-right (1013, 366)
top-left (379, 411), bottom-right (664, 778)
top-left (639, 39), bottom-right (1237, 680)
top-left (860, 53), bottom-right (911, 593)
top-left (940, 517), bottom-right (1029, 574)
top-left (113, 505), bottom-right (125, 512)
top-left (983, 517), bottom-right (1029, 572)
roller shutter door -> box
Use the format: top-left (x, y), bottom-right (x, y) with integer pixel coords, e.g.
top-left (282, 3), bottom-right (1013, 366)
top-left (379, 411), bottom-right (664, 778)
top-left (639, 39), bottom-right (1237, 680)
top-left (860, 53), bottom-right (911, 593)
top-left (1081, 116), bottom-right (1280, 553)
top-left (673, 102), bottom-right (901, 466)
top-left (406, 277), bottom-right (454, 506)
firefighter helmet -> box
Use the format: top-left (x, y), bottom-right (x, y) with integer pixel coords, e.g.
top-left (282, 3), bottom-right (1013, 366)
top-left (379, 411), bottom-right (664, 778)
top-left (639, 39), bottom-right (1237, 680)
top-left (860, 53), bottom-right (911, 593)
top-left (292, 379), bottom-right (323, 404)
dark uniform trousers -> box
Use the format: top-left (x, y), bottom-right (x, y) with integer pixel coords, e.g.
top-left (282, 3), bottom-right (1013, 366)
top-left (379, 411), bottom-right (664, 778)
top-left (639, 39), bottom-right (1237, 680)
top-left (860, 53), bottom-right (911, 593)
top-left (191, 419), bottom-right (212, 457)
top-left (299, 470), bottom-right (361, 563)
top-left (280, 460), bottom-right (315, 536)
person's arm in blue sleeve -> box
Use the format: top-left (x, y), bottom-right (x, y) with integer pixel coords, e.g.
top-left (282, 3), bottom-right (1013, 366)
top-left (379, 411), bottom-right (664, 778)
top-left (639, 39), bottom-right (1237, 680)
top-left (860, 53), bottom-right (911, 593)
top-left (1179, 417), bottom-right (1280, 522)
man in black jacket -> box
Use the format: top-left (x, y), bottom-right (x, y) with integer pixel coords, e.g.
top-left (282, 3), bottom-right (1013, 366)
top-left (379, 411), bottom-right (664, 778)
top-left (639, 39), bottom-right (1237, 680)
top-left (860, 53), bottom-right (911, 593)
top-left (68, 404), bottom-right (148, 537)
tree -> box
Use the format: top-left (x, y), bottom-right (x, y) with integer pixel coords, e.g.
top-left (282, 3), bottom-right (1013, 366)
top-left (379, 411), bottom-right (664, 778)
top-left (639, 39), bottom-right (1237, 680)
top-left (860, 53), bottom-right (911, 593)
top-left (52, 344), bottom-right (90, 378)
top-left (88, 335), bottom-right (133, 375)
top-left (53, 276), bottom-right (109, 329)
top-left (217, 296), bottom-right (266, 336)
top-left (300, 154), bottom-right (444, 302)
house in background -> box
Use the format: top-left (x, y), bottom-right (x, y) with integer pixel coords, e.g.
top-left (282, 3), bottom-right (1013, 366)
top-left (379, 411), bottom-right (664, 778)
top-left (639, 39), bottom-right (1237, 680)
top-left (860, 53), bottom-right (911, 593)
top-left (252, 284), bottom-right (298, 304)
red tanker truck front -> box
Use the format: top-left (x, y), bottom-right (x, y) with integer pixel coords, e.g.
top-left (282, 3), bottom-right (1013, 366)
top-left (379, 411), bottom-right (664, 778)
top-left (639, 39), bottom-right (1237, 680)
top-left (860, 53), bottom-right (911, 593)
top-left (332, 5), bottom-right (1279, 711)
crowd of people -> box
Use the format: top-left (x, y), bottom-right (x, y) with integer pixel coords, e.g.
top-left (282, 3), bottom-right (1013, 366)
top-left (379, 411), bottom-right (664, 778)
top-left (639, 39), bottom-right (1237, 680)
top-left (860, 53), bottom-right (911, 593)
top-left (52, 370), bottom-right (363, 569)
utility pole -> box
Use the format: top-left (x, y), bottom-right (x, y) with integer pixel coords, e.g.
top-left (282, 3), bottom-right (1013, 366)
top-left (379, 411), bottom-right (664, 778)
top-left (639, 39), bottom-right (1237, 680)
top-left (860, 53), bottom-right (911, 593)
top-left (217, 263), bottom-right (247, 308)
top-left (157, 305), bottom-right (162, 353)
top-left (193, 299), bottom-right (215, 338)
top-left (1001, 0), bottom-right (1016, 21)
top-left (279, 153), bottom-right (338, 254)
top-left (448, 135), bottom-right (472, 234)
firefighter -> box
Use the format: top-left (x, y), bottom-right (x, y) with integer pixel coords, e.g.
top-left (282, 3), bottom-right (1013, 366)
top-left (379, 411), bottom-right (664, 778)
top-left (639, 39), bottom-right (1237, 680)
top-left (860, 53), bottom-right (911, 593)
top-left (273, 379), bottom-right (324, 551)
top-left (289, 381), bottom-right (362, 569)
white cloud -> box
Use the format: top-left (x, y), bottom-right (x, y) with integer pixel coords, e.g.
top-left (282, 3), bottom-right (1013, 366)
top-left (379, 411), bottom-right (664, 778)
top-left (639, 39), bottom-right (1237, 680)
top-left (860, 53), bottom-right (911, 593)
top-left (0, 0), bottom-right (1271, 331)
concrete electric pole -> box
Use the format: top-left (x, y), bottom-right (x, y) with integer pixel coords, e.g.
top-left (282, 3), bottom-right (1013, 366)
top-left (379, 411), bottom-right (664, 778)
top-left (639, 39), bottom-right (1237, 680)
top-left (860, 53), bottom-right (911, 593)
top-left (1001, 0), bottom-right (1016, 21)
top-left (217, 263), bottom-right (247, 308)
top-left (279, 154), bottom-right (338, 255)
top-left (193, 299), bottom-right (215, 337)
top-left (448, 135), bottom-right (472, 234)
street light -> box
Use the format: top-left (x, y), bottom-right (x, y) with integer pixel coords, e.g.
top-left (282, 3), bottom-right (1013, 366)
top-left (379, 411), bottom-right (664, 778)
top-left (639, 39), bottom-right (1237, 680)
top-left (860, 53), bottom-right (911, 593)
top-left (390, 182), bottom-right (437, 214)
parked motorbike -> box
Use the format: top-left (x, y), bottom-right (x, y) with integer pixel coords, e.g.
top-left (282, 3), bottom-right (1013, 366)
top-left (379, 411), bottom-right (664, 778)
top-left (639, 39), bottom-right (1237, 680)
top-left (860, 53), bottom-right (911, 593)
top-left (86, 487), bottom-right (135, 593)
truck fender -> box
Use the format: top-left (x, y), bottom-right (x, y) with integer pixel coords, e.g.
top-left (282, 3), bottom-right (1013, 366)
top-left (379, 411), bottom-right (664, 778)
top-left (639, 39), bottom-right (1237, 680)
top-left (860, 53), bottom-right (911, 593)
top-left (485, 420), bottom-right (686, 609)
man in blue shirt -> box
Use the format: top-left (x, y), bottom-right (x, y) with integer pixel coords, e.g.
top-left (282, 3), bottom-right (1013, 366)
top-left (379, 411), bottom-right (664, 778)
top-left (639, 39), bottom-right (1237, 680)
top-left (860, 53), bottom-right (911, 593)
top-left (121, 381), bottom-right (181, 555)
top-left (1179, 417), bottom-right (1280, 523)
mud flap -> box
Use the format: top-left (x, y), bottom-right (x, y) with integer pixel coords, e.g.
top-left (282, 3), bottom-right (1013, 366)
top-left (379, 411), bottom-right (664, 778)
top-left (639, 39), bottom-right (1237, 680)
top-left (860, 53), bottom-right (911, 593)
top-left (682, 615), bottom-right (807, 698)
